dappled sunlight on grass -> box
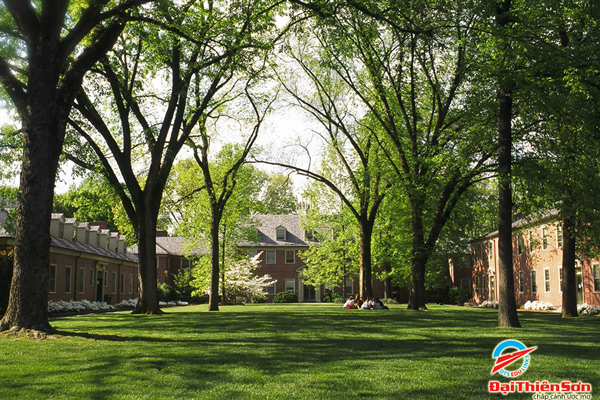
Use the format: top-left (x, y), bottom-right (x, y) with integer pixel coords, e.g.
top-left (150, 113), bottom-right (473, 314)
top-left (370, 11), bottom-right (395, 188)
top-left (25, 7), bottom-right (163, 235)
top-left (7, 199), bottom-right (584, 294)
top-left (0, 304), bottom-right (598, 399)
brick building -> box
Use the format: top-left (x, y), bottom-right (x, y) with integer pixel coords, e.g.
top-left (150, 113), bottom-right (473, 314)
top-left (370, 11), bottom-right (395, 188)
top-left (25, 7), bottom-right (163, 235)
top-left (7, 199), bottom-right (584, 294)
top-left (0, 213), bottom-right (139, 304)
top-left (470, 210), bottom-right (600, 307)
top-left (240, 214), bottom-right (386, 302)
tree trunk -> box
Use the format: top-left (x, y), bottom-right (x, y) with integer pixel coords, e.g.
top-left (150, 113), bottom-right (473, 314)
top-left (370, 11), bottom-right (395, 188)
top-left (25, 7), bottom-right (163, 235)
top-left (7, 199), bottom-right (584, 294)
top-left (561, 213), bottom-right (578, 317)
top-left (497, 85), bottom-right (521, 328)
top-left (0, 113), bottom-right (62, 332)
top-left (208, 207), bottom-right (222, 311)
top-left (408, 206), bottom-right (427, 310)
top-left (358, 221), bottom-right (373, 298)
top-left (221, 224), bottom-right (227, 304)
top-left (383, 260), bottom-right (393, 299)
top-left (133, 210), bottom-right (162, 314)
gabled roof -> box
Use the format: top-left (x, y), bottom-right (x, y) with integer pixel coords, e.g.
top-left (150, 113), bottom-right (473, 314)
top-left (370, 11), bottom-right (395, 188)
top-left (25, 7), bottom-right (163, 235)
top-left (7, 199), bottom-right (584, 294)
top-left (250, 214), bottom-right (309, 247)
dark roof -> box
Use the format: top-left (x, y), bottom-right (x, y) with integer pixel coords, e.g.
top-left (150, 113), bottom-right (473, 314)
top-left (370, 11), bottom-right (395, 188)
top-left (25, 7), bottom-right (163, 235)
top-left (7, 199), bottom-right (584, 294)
top-left (130, 236), bottom-right (207, 257)
top-left (472, 209), bottom-right (560, 242)
top-left (250, 214), bottom-right (309, 247)
top-left (51, 236), bottom-right (138, 263)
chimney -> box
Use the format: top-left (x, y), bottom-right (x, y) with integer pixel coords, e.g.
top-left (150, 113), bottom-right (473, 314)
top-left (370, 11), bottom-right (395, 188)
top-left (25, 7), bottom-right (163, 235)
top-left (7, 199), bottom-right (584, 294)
top-left (50, 214), bottom-right (65, 238)
top-left (88, 225), bottom-right (100, 247)
top-left (64, 218), bottom-right (77, 242)
top-left (76, 222), bottom-right (90, 244)
top-left (99, 229), bottom-right (110, 250)
top-left (109, 232), bottom-right (119, 252)
top-left (118, 235), bottom-right (126, 254)
top-left (156, 230), bottom-right (168, 237)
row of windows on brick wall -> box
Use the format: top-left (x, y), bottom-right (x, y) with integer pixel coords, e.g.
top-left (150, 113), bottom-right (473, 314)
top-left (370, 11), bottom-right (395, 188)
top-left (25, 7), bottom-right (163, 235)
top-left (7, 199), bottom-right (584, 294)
top-left (48, 264), bottom-right (134, 295)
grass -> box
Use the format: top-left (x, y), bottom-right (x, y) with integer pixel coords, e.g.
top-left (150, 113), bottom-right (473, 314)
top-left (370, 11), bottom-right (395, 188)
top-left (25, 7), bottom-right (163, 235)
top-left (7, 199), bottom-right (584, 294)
top-left (0, 304), bottom-right (598, 400)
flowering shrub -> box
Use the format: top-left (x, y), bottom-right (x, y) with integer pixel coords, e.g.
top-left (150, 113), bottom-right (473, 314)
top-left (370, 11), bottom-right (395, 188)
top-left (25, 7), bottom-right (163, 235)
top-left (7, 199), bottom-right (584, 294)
top-left (381, 298), bottom-right (399, 304)
top-left (48, 299), bottom-right (188, 313)
top-left (577, 303), bottom-right (600, 315)
top-left (523, 300), bottom-right (555, 311)
top-left (48, 300), bottom-right (114, 313)
top-left (479, 300), bottom-right (498, 309)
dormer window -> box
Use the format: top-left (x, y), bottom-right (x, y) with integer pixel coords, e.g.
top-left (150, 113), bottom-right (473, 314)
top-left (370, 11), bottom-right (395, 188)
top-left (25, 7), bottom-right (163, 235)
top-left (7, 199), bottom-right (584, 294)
top-left (276, 227), bottom-right (286, 241)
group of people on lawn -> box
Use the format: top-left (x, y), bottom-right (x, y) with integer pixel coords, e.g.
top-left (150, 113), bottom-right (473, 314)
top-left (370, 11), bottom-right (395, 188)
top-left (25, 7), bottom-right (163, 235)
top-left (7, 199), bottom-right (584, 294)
top-left (343, 294), bottom-right (389, 310)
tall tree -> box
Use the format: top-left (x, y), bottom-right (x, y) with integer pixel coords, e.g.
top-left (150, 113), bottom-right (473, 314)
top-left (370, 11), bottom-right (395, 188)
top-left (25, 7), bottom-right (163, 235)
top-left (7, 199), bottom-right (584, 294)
top-left (295, 1), bottom-right (496, 309)
top-left (495, 0), bottom-right (520, 328)
top-left (65, 0), bottom-right (281, 314)
top-left (187, 92), bottom-right (271, 311)
top-left (0, 0), bottom-right (147, 332)
top-left (262, 42), bottom-right (391, 297)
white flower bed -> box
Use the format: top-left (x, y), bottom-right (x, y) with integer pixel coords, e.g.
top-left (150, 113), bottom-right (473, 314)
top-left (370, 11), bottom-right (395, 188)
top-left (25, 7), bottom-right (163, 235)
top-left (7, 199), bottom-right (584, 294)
top-left (48, 300), bottom-right (114, 313)
top-left (577, 303), bottom-right (600, 315)
top-left (160, 301), bottom-right (189, 306)
top-left (480, 300), bottom-right (498, 309)
top-left (523, 300), bottom-right (555, 311)
top-left (48, 299), bottom-right (189, 313)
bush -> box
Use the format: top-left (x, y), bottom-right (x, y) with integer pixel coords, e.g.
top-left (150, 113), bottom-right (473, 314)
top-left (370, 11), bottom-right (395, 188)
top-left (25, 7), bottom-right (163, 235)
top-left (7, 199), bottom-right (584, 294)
top-left (251, 295), bottom-right (267, 304)
top-left (321, 293), bottom-right (344, 303)
top-left (157, 283), bottom-right (175, 302)
top-left (381, 298), bottom-right (399, 304)
top-left (448, 287), bottom-right (471, 306)
top-left (273, 291), bottom-right (298, 303)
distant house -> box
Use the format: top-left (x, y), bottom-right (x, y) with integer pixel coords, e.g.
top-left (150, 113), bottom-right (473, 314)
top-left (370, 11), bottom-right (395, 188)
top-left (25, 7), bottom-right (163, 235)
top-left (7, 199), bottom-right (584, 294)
top-left (130, 230), bottom-right (201, 286)
top-left (0, 213), bottom-right (139, 304)
top-left (469, 210), bottom-right (600, 307)
top-left (240, 214), bottom-right (386, 302)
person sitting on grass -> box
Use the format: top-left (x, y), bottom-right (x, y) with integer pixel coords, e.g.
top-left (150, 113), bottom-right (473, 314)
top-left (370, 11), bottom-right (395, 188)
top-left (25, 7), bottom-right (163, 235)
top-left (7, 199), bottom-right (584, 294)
top-left (361, 297), bottom-right (373, 310)
top-left (343, 296), bottom-right (355, 309)
top-left (356, 296), bottom-right (364, 308)
top-left (374, 298), bottom-right (389, 309)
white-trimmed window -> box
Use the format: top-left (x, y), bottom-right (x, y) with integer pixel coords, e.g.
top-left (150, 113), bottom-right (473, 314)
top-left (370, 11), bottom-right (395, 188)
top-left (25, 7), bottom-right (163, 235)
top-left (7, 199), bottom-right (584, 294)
top-left (558, 267), bottom-right (563, 293)
top-left (266, 250), bottom-right (276, 264)
top-left (482, 275), bottom-right (488, 295)
top-left (529, 231), bottom-right (535, 251)
top-left (276, 227), bottom-right (286, 241)
top-left (64, 266), bottom-right (72, 294)
top-left (285, 278), bottom-right (296, 293)
top-left (556, 225), bottom-right (563, 248)
top-left (544, 268), bottom-right (551, 292)
top-left (285, 250), bottom-right (295, 264)
top-left (542, 226), bottom-right (549, 250)
top-left (247, 249), bottom-right (258, 257)
top-left (345, 278), bottom-right (353, 295)
top-left (120, 273), bottom-right (125, 294)
top-left (517, 233), bottom-right (524, 255)
top-left (129, 273), bottom-right (133, 294)
top-left (266, 282), bottom-right (276, 295)
top-left (49, 264), bottom-right (57, 293)
top-left (531, 270), bottom-right (537, 293)
top-left (518, 270), bottom-right (524, 293)
top-left (112, 271), bottom-right (117, 294)
top-left (488, 241), bottom-right (494, 260)
top-left (593, 264), bottom-right (600, 292)
top-left (78, 267), bottom-right (85, 294)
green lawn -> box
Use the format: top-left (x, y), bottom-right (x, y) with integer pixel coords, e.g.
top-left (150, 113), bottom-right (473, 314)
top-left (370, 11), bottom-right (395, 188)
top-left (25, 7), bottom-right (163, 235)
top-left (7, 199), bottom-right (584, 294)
top-left (0, 304), bottom-right (598, 399)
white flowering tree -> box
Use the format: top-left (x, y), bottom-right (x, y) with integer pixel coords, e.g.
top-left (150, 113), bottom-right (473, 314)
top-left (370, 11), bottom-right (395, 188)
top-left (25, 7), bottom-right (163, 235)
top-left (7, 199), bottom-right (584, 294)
top-left (191, 252), bottom-right (276, 301)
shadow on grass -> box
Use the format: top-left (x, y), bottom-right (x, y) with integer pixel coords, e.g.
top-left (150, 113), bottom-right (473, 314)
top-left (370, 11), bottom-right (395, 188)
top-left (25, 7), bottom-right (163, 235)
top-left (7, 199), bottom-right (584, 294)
top-left (39, 306), bottom-right (600, 399)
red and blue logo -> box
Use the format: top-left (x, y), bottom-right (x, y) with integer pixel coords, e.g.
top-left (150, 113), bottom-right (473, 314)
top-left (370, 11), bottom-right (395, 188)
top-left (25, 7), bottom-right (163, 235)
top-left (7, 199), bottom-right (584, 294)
top-left (491, 340), bottom-right (536, 378)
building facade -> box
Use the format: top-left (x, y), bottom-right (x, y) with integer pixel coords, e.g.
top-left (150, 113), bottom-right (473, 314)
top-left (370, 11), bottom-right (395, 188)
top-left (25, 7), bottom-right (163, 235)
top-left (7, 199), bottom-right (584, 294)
top-left (240, 214), bottom-right (386, 302)
top-left (0, 213), bottom-right (139, 304)
top-left (470, 211), bottom-right (600, 307)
